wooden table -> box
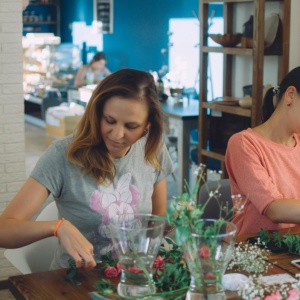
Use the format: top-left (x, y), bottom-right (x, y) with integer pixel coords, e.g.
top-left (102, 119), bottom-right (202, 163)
top-left (3, 226), bottom-right (300, 300)
top-left (6, 266), bottom-right (107, 300)
top-left (161, 98), bottom-right (199, 195)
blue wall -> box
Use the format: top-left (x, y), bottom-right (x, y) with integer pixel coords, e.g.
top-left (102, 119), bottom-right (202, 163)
top-left (103, 0), bottom-right (198, 72)
top-left (60, 0), bottom-right (94, 43)
top-left (60, 0), bottom-right (222, 72)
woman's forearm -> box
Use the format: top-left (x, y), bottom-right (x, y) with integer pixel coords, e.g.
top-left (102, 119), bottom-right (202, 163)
top-left (265, 198), bottom-right (300, 223)
top-left (0, 218), bottom-right (56, 248)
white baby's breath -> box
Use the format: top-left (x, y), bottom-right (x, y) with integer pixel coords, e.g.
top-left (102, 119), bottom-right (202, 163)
top-left (238, 274), bottom-right (300, 299)
top-left (227, 240), bottom-right (272, 274)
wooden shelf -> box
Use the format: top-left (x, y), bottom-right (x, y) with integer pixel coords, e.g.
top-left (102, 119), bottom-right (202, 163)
top-left (28, 3), bottom-right (58, 6)
top-left (201, 102), bottom-right (251, 117)
top-left (202, 46), bottom-right (282, 56)
top-left (23, 0), bottom-right (60, 36)
top-left (198, 0), bottom-right (291, 178)
top-left (202, 46), bottom-right (253, 55)
top-left (200, 149), bottom-right (225, 162)
top-left (24, 21), bottom-right (57, 25)
top-left (23, 70), bottom-right (46, 75)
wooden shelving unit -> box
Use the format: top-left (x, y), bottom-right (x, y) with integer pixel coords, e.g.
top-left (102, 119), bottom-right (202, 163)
top-left (23, 1), bottom-right (60, 36)
top-left (198, 0), bottom-right (291, 176)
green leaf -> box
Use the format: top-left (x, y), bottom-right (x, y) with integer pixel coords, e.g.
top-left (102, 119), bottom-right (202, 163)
top-left (175, 226), bottom-right (191, 246)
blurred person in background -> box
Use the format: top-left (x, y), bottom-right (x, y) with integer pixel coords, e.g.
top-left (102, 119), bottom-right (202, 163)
top-left (75, 52), bottom-right (111, 87)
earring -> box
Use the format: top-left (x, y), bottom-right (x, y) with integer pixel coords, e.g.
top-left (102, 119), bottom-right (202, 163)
top-left (144, 128), bottom-right (149, 133)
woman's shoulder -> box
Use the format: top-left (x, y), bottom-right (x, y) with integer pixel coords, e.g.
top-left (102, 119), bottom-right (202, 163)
top-left (47, 135), bottom-right (73, 154)
top-left (229, 128), bottom-right (253, 142)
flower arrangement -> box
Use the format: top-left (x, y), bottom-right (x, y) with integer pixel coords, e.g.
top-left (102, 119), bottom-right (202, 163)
top-left (166, 163), bottom-right (245, 246)
top-left (91, 164), bottom-right (246, 298)
top-left (67, 163), bottom-right (300, 299)
top-left (94, 237), bottom-right (190, 299)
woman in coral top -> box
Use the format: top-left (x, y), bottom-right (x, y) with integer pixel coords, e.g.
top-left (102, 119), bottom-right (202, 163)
top-left (225, 66), bottom-right (300, 235)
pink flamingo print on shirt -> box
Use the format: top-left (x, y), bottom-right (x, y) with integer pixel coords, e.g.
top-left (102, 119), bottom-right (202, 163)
top-left (90, 173), bottom-right (140, 238)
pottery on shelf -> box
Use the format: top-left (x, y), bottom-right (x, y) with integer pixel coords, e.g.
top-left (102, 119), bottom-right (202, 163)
top-left (239, 95), bottom-right (252, 108)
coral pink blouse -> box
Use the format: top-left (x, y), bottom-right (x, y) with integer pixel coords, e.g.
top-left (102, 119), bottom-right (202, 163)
top-left (225, 128), bottom-right (300, 235)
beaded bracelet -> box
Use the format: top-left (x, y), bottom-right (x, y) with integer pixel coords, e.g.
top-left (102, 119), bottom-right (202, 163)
top-left (53, 218), bottom-right (65, 237)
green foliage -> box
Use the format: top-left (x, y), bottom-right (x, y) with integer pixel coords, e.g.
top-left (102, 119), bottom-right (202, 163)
top-left (282, 234), bottom-right (300, 254)
top-left (94, 278), bottom-right (117, 295)
top-left (93, 237), bottom-right (190, 298)
top-left (167, 164), bottom-right (242, 246)
top-left (257, 229), bottom-right (271, 245)
top-left (154, 237), bottom-right (190, 292)
top-left (272, 231), bottom-right (284, 248)
top-left (257, 229), bottom-right (300, 254)
top-left (98, 252), bottom-right (118, 271)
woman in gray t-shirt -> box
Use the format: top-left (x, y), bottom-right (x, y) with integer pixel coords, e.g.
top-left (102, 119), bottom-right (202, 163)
top-left (0, 69), bottom-right (174, 270)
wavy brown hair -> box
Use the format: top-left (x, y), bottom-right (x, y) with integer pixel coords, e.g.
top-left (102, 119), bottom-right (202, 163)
top-left (67, 68), bottom-right (164, 183)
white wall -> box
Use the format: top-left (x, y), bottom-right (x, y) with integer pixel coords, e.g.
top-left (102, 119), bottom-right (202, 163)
top-left (0, 0), bottom-right (26, 212)
top-left (289, 0), bottom-right (300, 70)
top-left (227, 0), bottom-right (300, 98)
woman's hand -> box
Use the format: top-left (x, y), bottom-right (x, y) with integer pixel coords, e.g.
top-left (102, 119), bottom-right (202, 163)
top-left (56, 219), bottom-right (96, 269)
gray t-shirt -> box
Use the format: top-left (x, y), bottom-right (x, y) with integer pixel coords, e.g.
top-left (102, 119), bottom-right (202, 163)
top-left (30, 135), bottom-right (174, 269)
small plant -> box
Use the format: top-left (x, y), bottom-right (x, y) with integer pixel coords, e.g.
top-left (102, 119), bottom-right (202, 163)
top-left (257, 229), bottom-right (300, 254)
top-left (166, 164), bottom-right (245, 246)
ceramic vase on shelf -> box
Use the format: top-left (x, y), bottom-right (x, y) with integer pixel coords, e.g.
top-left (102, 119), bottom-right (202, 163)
top-left (182, 219), bottom-right (237, 300)
top-left (243, 15), bottom-right (254, 38)
top-left (109, 213), bottom-right (165, 299)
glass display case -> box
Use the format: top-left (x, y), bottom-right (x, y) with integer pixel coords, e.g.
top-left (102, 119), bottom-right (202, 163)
top-left (23, 33), bottom-right (80, 127)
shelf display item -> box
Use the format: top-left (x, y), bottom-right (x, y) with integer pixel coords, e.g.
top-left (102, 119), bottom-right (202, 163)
top-left (198, 0), bottom-right (291, 177)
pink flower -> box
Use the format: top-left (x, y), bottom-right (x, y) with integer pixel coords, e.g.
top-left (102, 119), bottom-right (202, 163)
top-left (104, 266), bottom-right (119, 278)
top-left (199, 246), bottom-right (211, 258)
top-left (153, 255), bottom-right (165, 271)
top-left (287, 288), bottom-right (300, 300)
top-left (264, 291), bottom-right (282, 300)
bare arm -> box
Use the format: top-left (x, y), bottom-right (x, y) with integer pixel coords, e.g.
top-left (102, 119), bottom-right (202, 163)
top-left (103, 67), bottom-right (111, 77)
top-left (151, 178), bottom-right (167, 216)
top-left (0, 177), bottom-right (95, 269)
top-left (74, 66), bottom-right (88, 87)
top-left (265, 198), bottom-right (300, 223)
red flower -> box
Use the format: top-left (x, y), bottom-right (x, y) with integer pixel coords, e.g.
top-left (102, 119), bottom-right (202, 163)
top-left (104, 266), bottom-right (119, 278)
top-left (204, 273), bottom-right (216, 280)
top-left (199, 246), bottom-right (210, 258)
top-left (153, 255), bottom-right (165, 271)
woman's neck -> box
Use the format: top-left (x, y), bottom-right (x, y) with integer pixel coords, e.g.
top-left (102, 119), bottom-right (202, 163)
top-left (253, 114), bottom-right (295, 147)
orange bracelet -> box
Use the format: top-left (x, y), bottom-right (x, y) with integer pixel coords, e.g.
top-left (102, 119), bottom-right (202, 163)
top-left (53, 218), bottom-right (65, 237)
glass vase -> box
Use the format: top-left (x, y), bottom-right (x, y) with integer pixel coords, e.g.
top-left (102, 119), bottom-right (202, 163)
top-left (182, 219), bottom-right (237, 300)
top-left (109, 213), bottom-right (165, 299)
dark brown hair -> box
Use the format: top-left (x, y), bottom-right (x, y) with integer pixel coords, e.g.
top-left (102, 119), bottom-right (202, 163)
top-left (90, 52), bottom-right (107, 65)
top-left (67, 68), bottom-right (164, 183)
top-left (262, 66), bottom-right (300, 122)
